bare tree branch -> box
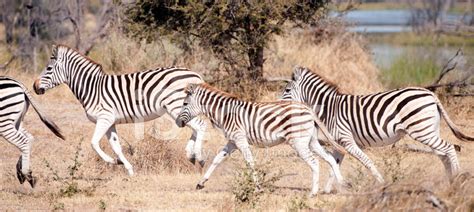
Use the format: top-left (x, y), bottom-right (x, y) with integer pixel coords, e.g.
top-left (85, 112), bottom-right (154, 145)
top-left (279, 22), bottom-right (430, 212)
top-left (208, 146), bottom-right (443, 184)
top-left (425, 48), bottom-right (473, 94)
top-left (0, 55), bottom-right (17, 70)
top-left (434, 48), bottom-right (462, 85)
top-left (64, 16), bottom-right (81, 49)
top-left (426, 81), bottom-right (473, 91)
top-left (79, 0), bottom-right (114, 55)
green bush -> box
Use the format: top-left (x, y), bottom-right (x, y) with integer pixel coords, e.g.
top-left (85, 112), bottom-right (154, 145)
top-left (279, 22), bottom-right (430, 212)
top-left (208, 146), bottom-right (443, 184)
top-left (231, 162), bottom-right (283, 208)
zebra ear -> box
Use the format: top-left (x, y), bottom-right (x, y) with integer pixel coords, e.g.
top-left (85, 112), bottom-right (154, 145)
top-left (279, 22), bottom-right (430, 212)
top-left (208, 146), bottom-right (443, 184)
top-left (51, 45), bottom-right (58, 57)
top-left (186, 83), bottom-right (199, 94)
top-left (292, 66), bottom-right (304, 81)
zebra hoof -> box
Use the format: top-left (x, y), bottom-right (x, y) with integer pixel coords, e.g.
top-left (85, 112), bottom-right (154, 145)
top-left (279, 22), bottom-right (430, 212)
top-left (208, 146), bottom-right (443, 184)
top-left (16, 172), bottom-right (26, 184)
top-left (454, 144), bottom-right (461, 152)
top-left (116, 158), bottom-right (124, 165)
top-left (16, 157), bottom-right (26, 184)
top-left (321, 189), bottom-right (333, 195)
top-left (189, 157), bottom-right (196, 165)
top-left (198, 160), bottom-right (205, 168)
top-left (343, 182), bottom-right (353, 189)
top-left (27, 176), bottom-right (37, 188)
top-left (196, 183), bottom-right (205, 190)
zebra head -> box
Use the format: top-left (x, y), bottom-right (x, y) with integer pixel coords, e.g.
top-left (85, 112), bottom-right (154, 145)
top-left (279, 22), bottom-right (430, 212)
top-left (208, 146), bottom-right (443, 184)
top-left (34, 45), bottom-right (68, 95)
top-left (281, 66), bottom-right (306, 102)
top-left (176, 83), bottom-right (202, 128)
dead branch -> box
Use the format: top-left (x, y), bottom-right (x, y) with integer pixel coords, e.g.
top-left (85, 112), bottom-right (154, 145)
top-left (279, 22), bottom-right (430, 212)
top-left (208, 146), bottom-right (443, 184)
top-left (425, 49), bottom-right (474, 93)
top-left (448, 93), bottom-right (474, 97)
top-left (79, 0), bottom-right (114, 55)
top-left (398, 144), bottom-right (434, 153)
top-left (426, 81), bottom-right (474, 91)
top-left (435, 49), bottom-right (462, 85)
top-left (0, 55), bottom-right (16, 70)
top-left (399, 143), bottom-right (461, 153)
top-left (64, 16), bottom-right (81, 49)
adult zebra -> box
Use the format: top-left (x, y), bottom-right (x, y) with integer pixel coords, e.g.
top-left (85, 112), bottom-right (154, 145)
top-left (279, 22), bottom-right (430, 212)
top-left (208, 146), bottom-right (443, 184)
top-left (0, 77), bottom-right (64, 188)
top-left (281, 66), bottom-right (474, 193)
top-left (176, 83), bottom-right (349, 196)
top-left (33, 45), bottom-right (207, 176)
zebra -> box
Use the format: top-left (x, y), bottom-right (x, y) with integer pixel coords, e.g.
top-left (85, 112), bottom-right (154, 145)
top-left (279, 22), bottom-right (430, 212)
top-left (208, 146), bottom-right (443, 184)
top-left (176, 83), bottom-right (349, 196)
top-left (281, 66), bottom-right (474, 193)
top-left (33, 44), bottom-right (208, 176)
top-left (0, 76), bottom-right (65, 188)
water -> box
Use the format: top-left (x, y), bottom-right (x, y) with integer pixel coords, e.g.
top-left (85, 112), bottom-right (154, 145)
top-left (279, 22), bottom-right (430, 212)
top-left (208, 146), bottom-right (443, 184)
top-left (334, 9), bottom-right (473, 69)
top-left (333, 9), bottom-right (470, 33)
top-left (369, 44), bottom-right (471, 70)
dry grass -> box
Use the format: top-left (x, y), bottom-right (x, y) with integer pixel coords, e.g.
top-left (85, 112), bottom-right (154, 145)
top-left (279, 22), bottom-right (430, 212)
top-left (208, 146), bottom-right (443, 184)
top-left (1, 28), bottom-right (474, 210)
top-left (265, 29), bottom-right (383, 95)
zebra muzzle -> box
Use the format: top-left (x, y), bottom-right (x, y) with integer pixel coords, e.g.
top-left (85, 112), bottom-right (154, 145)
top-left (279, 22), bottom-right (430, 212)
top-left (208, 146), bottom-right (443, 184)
top-left (33, 80), bottom-right (45, 95)
top-left (175, 118), bottom-right (187, 128)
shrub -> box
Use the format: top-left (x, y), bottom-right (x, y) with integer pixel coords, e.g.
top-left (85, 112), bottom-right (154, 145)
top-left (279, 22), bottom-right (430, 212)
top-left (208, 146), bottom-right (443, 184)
top-left (231, 162), bottom-right (283, 207)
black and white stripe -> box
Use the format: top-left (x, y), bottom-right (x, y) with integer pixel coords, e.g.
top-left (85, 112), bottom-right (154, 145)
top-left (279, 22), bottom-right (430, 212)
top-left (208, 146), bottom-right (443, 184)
top-left (282, 66), bottom-right (474, 192)
top-left (176, 83), bottom-right (349, 196)
top-left (0, 77), bottom-right (64, 188)
top-left (33, 45), bottom-right (208, 175)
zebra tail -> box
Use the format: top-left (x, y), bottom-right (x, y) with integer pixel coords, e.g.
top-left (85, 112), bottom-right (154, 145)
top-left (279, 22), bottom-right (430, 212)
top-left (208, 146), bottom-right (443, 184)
top-left (312, 115), bottom-right (347, 155)
top-left (24, 91), bottom-right (66, 140)
top-left (435, 98), bottom-right (474, 142)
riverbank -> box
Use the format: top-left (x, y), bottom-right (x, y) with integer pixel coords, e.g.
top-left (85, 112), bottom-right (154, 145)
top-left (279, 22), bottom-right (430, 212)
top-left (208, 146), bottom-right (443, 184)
top-left (367, 32), bottom-right (474, 46)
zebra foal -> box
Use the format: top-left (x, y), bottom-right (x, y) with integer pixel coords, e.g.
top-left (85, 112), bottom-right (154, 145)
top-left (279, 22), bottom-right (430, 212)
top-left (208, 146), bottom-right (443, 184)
top-left (0, 77), bottom-right (64, 188)
top-left (176, 83), bottom-right (349, 196)
top-left (282, 66), bottom-right (474, 193)
top-left (33, 45), bottom-right (207, 176)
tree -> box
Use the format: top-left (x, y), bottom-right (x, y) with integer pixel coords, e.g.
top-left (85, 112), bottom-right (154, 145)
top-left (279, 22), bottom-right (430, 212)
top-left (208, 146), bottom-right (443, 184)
top-left (0, 0), bottom-right (115, 71)
top-left (124, 0), bottom-right (329, 82)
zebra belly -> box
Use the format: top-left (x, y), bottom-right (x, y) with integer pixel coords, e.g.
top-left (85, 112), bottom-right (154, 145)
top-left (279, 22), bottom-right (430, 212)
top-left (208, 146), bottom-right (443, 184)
top-left (85, 107), bottom-right (166, 124)
top-left (354, 130), bottom-right (406, 147)
top-left (114, 111), bottom-right (166, 124)
top-left (249, 138), bottom-right (286, 148)
top-left (247, 133), bottom-right (287, 148)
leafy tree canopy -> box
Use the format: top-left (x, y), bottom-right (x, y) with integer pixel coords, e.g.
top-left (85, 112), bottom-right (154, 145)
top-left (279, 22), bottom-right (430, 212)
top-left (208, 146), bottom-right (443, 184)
top-left (124, 0), bottom-right (329, 81)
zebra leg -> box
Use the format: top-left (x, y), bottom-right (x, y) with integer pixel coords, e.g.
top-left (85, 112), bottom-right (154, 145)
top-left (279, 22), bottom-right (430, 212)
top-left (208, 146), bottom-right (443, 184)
top-left (18, 126), bottom-right (37, 187)
top-left (106, 126), bottom-right (134, 176)
top-left (234, 138), bottom-right (261, 192)
top-left (185, 118), bottom-right (207, 167)
top-left (410, 135), bottom-right (460, 180)
top-left (290, 137), bottom-right (321, 197)
top-left (345, 140), bottom-right (385, 183)
top-left (322, 150), bottom-right (345, 194)
top-left (3, 127), bottom-right (35, 187)
top-left (309, 139), bottom-right (348, 193)
top-left (91, 119), bottom-right (116, 164)
top-left (196, 142), bottom-right (237, 189)
top-left (407, 118), bottom-right (460, 180)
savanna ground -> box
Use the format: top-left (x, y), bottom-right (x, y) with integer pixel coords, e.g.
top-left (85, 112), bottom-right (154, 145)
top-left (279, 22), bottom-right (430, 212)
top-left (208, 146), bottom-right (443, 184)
top-left (1, 21), bottom-right (474, 211)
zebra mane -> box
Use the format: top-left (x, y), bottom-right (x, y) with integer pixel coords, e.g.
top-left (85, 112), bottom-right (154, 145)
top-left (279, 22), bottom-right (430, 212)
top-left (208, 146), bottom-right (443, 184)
top-left (198, 83), bottom-right (239, 99)
top-left (55, 44), bottom-right (104, 71)
top-left (303, 68), bottom-right (341, 94)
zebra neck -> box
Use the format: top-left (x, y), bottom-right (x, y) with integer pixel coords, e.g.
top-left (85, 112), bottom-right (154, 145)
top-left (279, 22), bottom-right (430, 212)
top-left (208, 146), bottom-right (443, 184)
top-left (66, 63), bottom-right (106, 110)
top-left (307, 90), bottom-right (338, 125)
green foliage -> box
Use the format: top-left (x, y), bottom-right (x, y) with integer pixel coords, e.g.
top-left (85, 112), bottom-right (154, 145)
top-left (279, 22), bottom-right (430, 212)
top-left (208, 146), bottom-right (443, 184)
top-left (44, 139), bottom-right (97, 200)
top-left (52, 202), bottom-right (65, 211)
top-left (124, 0), bottom-right (329, 81)
top-left (381, 54), bottom-right (439, 89)
top-left (287, 195), bottom-right (310, 211)
top-left (231, 162), bottom-right (283, 207)
top-left (99, 199), bottom-right (107, 211)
